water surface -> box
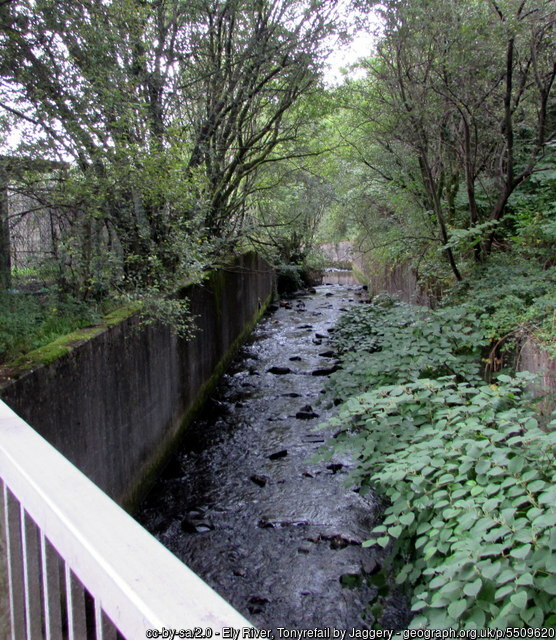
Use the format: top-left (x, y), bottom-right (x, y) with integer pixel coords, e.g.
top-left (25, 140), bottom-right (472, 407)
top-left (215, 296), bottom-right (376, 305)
top-left (137, 284), bottom-right (408, 631)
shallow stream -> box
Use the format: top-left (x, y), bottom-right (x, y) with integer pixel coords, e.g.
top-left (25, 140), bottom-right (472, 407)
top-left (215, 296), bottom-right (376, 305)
top-left (136, 282), bottom-right (408, 631)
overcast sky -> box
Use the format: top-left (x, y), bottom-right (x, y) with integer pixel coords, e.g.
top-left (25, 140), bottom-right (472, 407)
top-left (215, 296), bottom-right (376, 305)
top-left (324, 27), bottom-right (378, 86)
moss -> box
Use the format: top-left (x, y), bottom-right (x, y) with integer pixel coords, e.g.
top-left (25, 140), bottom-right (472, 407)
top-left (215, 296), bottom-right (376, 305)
top-left (103, 302), bottom-right (142, 326)
top-left (351, 265), bottom-right (368, 285)
top-left (124, 290), bottom-right (273, 513)
top-left (12, 341), bottom-right (72, 370)
top-left (1, 302), bottom-right (142, 379)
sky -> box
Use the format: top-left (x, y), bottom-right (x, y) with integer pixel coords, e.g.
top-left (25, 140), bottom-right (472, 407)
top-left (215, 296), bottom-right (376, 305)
top-left (324, 30), bottom-right (377, 85)
top-left (323, 4), bottom-right (383, 86)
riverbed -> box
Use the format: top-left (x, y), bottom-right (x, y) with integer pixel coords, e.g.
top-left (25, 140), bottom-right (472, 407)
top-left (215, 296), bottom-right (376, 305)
top-left (136, 283), bottom-right (409, 631)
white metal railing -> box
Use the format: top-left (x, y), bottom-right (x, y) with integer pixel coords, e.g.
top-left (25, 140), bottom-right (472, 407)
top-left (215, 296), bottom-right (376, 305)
top-left (0, 400), bottom-right (253, 639)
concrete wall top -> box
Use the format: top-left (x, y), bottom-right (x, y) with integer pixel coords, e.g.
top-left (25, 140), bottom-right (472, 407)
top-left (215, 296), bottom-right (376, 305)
top-left (0, 253), bottom-right (274, 508)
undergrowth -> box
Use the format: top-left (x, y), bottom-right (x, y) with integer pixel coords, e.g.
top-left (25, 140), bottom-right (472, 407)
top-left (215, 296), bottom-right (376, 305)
top-left (320, 296), bottom-right (556, 629)
top-left (445, 260), bottom-right (556, 357)
top-left (0, 291), bottom-right (105, 365)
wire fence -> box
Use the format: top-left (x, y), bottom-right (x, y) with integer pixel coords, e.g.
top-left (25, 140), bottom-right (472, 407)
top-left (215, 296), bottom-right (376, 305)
top-left (8, 189), bottom-right (57, 273)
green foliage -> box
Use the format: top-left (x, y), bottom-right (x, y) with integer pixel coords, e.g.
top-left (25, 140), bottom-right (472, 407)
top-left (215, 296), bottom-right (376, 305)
top-left (441, 221), bottom-right (499, 253)
top-left (0, 291), bottom-right (104, 364)
top-left (327, 375), bottom-right (556, 628)
top-left (276, 264), bottom-right (304, 294)
top-left (327, 298), bottom-right (486, 401)
top-left (135, 296), bottom-right (196, 340)
top-left (1, 0), bottom-right (345, 315)
top-left (301, 248), bottom-right (328, 279)
top-left (445, 259), bottom-right (556, 349)
top-left (249, 164), bottom-right (336, 267)
top-left (324, 0), bottom-right (555, 286)
top-left (0, 284), bottom-right (198, 370)
top-left (507, 144), bottom-right (556, 261)
top-left (321, 291), bottom-right (556, 629)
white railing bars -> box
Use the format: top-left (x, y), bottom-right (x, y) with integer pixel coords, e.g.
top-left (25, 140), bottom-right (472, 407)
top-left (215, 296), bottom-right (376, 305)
top-left (0, 400), bottom-right (253, 639)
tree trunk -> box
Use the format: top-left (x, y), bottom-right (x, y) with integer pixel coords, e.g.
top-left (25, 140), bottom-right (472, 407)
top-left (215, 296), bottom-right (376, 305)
top-left (0, 165), bottom-right (11, 290)
top-left (419, 157), bottom-right (462, 282)
top-left (461, 116), bottom-right (482, 262)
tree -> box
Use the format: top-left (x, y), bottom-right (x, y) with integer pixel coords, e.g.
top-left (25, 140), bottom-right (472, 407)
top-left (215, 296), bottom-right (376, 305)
top-left (0, 162), bottom-right (10, 289)
top-left (249, 165), bottom-right (334, 263)
top-left (337, 0), bottom-right (555, 282)
top-left (178, 0), bottom-right (341, 239)
top-left (0, 0), bottom-right (343, 294)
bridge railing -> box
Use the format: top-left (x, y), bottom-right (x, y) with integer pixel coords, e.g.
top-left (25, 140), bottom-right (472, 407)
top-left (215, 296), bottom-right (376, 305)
top-left (0, 399), bottom-right (252, 639)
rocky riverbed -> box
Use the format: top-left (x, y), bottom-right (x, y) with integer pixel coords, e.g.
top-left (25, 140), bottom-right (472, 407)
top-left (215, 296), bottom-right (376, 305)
top-left (136, 283), bottom-right (410, 631)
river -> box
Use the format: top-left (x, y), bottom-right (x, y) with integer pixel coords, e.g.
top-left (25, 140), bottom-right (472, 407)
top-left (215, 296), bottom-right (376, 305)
top-left (136, 282), bottom-right (409, 631)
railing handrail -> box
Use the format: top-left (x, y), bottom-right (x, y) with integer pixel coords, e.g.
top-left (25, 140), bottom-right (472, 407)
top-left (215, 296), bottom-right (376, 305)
top-left (0, 399), bottom-right (252, 636)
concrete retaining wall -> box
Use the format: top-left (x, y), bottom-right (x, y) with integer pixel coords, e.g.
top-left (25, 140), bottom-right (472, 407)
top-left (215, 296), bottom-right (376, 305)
top-left (517, 339), bottom-right (556, 418)
top-left (0, 253), bottom-right (274, 509)
top-left (320, 241), bottom-right (357, 267)
top-left (363, 260), bottom-right (431, 306)
top-left (320, 242), bottom-right (432, 306)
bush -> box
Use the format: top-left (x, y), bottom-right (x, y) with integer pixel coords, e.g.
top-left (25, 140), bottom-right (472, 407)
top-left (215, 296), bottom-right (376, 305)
top-left (276, 264), bottom-right (304, 294)
top-left (324, 375), bottom-right (556, 628)
top-left (445, 259), bottom-right (556, 350)
top-left (319, 296), bottom-right (556, 629)
top-left (327, 298), bottom-right (486, 401)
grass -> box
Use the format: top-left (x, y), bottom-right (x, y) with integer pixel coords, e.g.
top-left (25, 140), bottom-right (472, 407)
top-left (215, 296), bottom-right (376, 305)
top-left (0, 290), bottom-right (126, 367)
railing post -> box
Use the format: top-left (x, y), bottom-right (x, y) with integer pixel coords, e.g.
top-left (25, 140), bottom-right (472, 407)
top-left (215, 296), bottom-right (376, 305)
top-left (65, 565), bottom-right (87, 640)
top-left (94, 601), bottom-right (118, 640)
top-left (3, 485), bottom-right (26, 639)
top-left (40, 533), bottom-right (63, 640)
top-left (22, 511), bottom-right (43, 638)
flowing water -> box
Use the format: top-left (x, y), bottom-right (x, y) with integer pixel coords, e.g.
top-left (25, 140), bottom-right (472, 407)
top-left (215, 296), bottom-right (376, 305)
top-left (136, 284), bottom-right (409, 631)
top-left (321, 270), bottom-right (361, 286)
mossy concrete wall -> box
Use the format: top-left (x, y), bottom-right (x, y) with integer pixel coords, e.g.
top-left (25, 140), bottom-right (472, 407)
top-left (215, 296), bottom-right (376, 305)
top-left (361, 258), bottom-right (432, 306)
top-left (0, 253), bottom-right (274, 510)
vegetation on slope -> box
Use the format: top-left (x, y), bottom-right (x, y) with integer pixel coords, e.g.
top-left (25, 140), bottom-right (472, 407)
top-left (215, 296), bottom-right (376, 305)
top-left (0, 289), bottom-right (106, 364)
top-left (318, 284), bottom-right (555, 629)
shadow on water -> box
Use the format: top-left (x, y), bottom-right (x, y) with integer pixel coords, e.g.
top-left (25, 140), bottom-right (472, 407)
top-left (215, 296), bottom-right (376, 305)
top-left (136, 284), bottom-right (410, 632)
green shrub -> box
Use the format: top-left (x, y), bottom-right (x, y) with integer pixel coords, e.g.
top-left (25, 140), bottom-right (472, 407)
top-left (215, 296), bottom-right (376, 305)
top-left (320, 292), bottom-right (556, 629)
top-left (327, 299), bottom-right (486, 401)
top-left (445, 259), bottom-right (556, 348)
top-left (276, 264), bottom-right (304, 294)
top-left (324, 375), bottom-right (556, 628)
